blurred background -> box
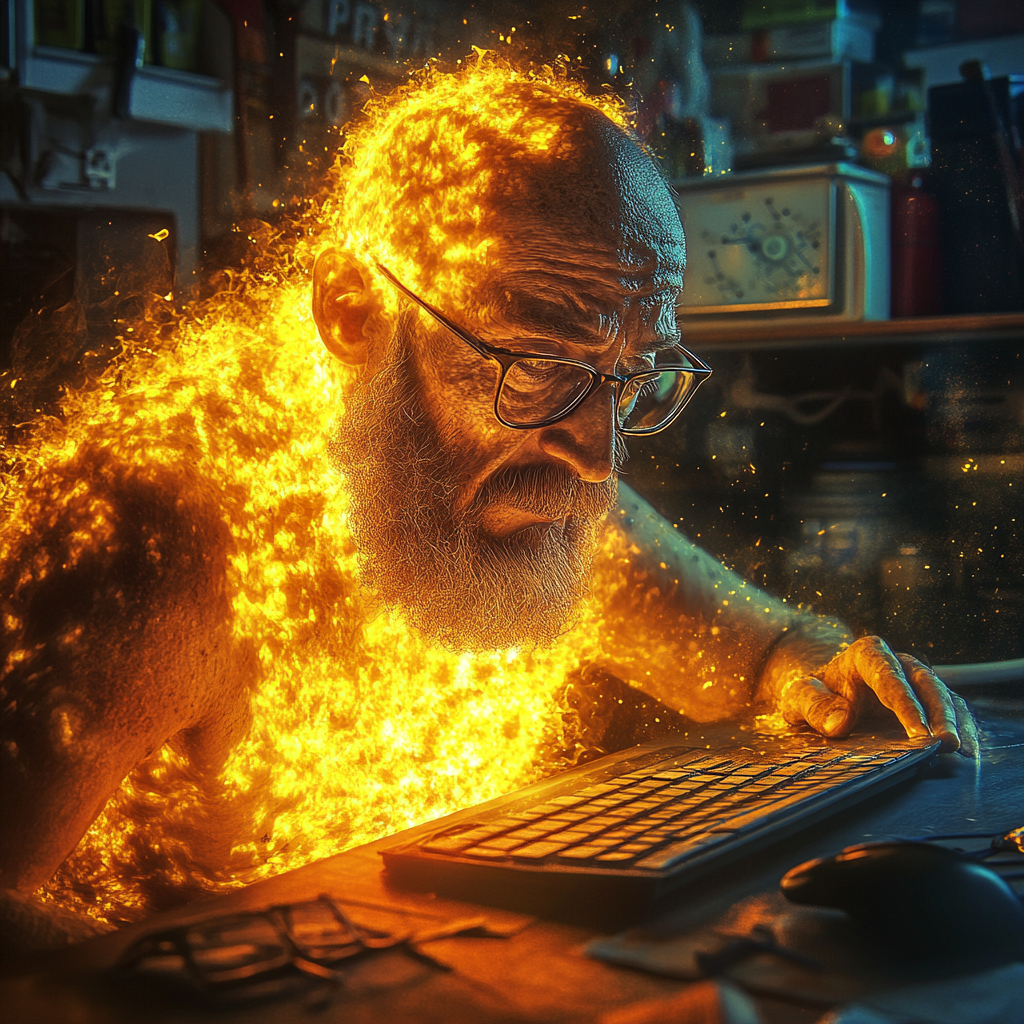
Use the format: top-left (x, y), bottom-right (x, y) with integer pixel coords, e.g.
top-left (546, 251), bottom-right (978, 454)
top-left (1, 0), bottom-right (1022, 664)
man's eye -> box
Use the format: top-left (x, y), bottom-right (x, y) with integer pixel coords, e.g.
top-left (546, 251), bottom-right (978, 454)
top-left (512, 359), bottom-right (563, 384)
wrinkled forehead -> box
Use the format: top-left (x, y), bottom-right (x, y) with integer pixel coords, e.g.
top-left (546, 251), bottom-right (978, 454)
top-left (481, 112), bottom-right (685, 325)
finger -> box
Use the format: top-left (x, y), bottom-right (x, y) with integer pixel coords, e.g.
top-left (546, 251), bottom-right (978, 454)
top-left (897, 654), bottom-right (960, 752)
top-left (951, 692), bottom-right (980, 759)
top-left (781, 676), bottom-right (856, 738)
top-left (821, 637), bottom-right (930, 740)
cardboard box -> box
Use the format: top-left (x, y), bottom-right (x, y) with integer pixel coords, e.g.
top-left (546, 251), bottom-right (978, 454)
top-left (742, 0), bottom-right (880, 32)
top-left (768, 18), bottom-right (874, 62)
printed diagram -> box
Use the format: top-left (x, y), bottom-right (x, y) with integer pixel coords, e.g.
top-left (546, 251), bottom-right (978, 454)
top-left (701, 197), bottom-right (823, 303)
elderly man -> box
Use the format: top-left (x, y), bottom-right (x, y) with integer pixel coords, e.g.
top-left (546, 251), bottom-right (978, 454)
top-left (0, 62), bottom-right (972, 941)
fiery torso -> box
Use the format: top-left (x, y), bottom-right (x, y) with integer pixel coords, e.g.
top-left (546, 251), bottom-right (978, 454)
top-left (15, 278), bottom-right (619, 923)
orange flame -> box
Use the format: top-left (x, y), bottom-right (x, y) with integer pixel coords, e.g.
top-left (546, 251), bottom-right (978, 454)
top-left (3, 56), bottom-right (641, 924)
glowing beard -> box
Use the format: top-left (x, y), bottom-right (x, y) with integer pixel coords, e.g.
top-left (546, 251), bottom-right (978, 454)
top-left (328, 327), bottom-right (622, 651)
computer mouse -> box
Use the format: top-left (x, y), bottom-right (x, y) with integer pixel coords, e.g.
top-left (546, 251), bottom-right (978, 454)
top-left (780, 841), bottom-right (1024, 968)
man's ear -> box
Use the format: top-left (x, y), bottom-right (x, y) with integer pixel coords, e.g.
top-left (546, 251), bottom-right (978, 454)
top-left (312, 248), bottom-right (381, 366)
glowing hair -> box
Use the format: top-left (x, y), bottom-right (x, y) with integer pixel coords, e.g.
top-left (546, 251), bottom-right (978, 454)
top-left (322, 55), bottom-right (636, 312)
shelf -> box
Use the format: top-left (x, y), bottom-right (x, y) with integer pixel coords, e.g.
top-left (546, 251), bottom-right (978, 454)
top-left (679, 312), bottom-right (1024, 350)
top-left (21, 46), bottom-right (233, 133)
top-left (295, 35), bottom-right (407, 82)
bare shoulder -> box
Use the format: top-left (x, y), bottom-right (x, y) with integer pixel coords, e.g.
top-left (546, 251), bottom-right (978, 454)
top-left (1, 433), bottom-right (237, 733)
top-left (0, 437), bottom-right (243, 888)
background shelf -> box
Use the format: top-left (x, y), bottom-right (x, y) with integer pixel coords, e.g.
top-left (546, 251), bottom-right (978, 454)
top-left (681, 312), bottom-right (1024, 350)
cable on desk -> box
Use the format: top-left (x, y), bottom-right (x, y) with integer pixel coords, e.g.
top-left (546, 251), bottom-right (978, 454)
top-left (933, 659), bottom-right (1024, 687)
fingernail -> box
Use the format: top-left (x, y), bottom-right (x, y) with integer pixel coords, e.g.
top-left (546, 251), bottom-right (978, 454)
top-left (824, 709), bottom-right (847, 735)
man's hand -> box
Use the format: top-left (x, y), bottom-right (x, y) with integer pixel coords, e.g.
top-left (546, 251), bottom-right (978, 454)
top-left (778, 636), bottom-right (977, 755)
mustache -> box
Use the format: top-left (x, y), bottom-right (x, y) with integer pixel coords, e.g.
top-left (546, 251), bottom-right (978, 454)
top-left (467, 463), bottom-right (618, 524)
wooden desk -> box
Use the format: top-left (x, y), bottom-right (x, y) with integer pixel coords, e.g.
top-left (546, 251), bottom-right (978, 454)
top-left (3, 688), bottom-right (1021, 1024)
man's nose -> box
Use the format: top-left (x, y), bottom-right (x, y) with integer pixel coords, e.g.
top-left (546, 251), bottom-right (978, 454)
top-left (537, 385), bottom-right (615, 483)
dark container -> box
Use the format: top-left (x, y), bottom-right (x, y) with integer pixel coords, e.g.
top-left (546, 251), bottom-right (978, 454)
top-left (890, 170), bottom-right (943, 317)
top-left (928, 74), bottom-right (1024, 314)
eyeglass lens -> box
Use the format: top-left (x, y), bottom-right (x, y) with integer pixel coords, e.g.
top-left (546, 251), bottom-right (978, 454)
top-left (497, 361), bottom-right (698, 432)
top-left (617, 369), bottom-right (696, 432)
top-left (498, 359), bottom-right (593, 426)
top-left (186, 916), bottom-right (291, 982)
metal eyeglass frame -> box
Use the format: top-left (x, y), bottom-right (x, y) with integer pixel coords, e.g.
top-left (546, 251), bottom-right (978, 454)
top-left (374, 262), bottom-right (712, 435)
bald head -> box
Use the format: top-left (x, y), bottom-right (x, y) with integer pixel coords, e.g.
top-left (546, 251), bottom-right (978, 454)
top-left (481, 105), bottom-right (685, 347)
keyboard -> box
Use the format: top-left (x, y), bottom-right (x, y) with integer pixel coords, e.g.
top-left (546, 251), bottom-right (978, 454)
top-left (382, 737), bottom-right (940, 918)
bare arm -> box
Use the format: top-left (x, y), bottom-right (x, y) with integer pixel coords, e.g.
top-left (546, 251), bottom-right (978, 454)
top-left (0, 449), bottom-right (247, 891)
top-left (594, 484), bottom-right (972, 750)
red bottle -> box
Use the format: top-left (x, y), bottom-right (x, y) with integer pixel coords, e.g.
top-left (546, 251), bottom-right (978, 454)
top-left (890, 170), bottom-right (943, 317)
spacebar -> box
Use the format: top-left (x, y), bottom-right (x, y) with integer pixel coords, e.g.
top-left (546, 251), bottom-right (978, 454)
top-left (712, 784), bottom-right (832, 834)
top-left (634, 787), bottom-right (830, 871)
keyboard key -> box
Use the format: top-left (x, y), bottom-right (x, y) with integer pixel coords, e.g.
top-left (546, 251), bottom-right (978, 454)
top-left (489, 815), bottom-right (533, 829)
top-left (788, 780), bottom-right (830, 792)
top-left (635, 833), bottom-right (730, 870)
top-left (527, 801), bottom-right (569, 816)
top-left (512, 841), bottom-right (568, 860)
top-left (504, 826), bottom-right (555, 842)
top-left (596, 850), bottom-right (636, 862)
top-left (456, 827), bottom-right (508, 843)
top-left (556, 846), bottom-right (608, 861)
top-left (644, 827), bottom-right (681, 842)
top-left (647, 809), bottom-right (680, 822)
top-left (800, 751), bottom-right (845, 762)
top-left (586, 815), bottom-right (625, 828)
top-left (576, 783), bottom-right (619, 797)
top-left (477, 836), bottom-right (528, 852)
top-left (422, 835), bottom-right (475, 854)
top-left (632, 798), bottom-right (667, 810)
top-left (549, 826), bottom-right (605, 843)
top-left (587, 835), bottom-right (625, 848)
top-left (550, 795), bottom-right (586, 807)
top-left (462, 846), bottom-right (512, 860)
top-left (544, 813), bottom-right (587, 827)
top-left (605, 806), bottom-right (640, 819)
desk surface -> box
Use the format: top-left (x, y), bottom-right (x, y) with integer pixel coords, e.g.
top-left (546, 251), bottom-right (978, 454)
top-left (4, 688), bottom-right (1022, 1024)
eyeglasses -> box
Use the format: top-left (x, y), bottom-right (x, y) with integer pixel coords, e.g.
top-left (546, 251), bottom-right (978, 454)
top-left (375, 263), bottom-right (712, 435)
top-left (115, 896), bottom-right (404, 999)
top-left (115, 894), bottom-right (490, 1003)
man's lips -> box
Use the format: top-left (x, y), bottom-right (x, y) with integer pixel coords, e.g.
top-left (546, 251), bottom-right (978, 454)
top-left (478, 504), bottom-right (568, 540)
